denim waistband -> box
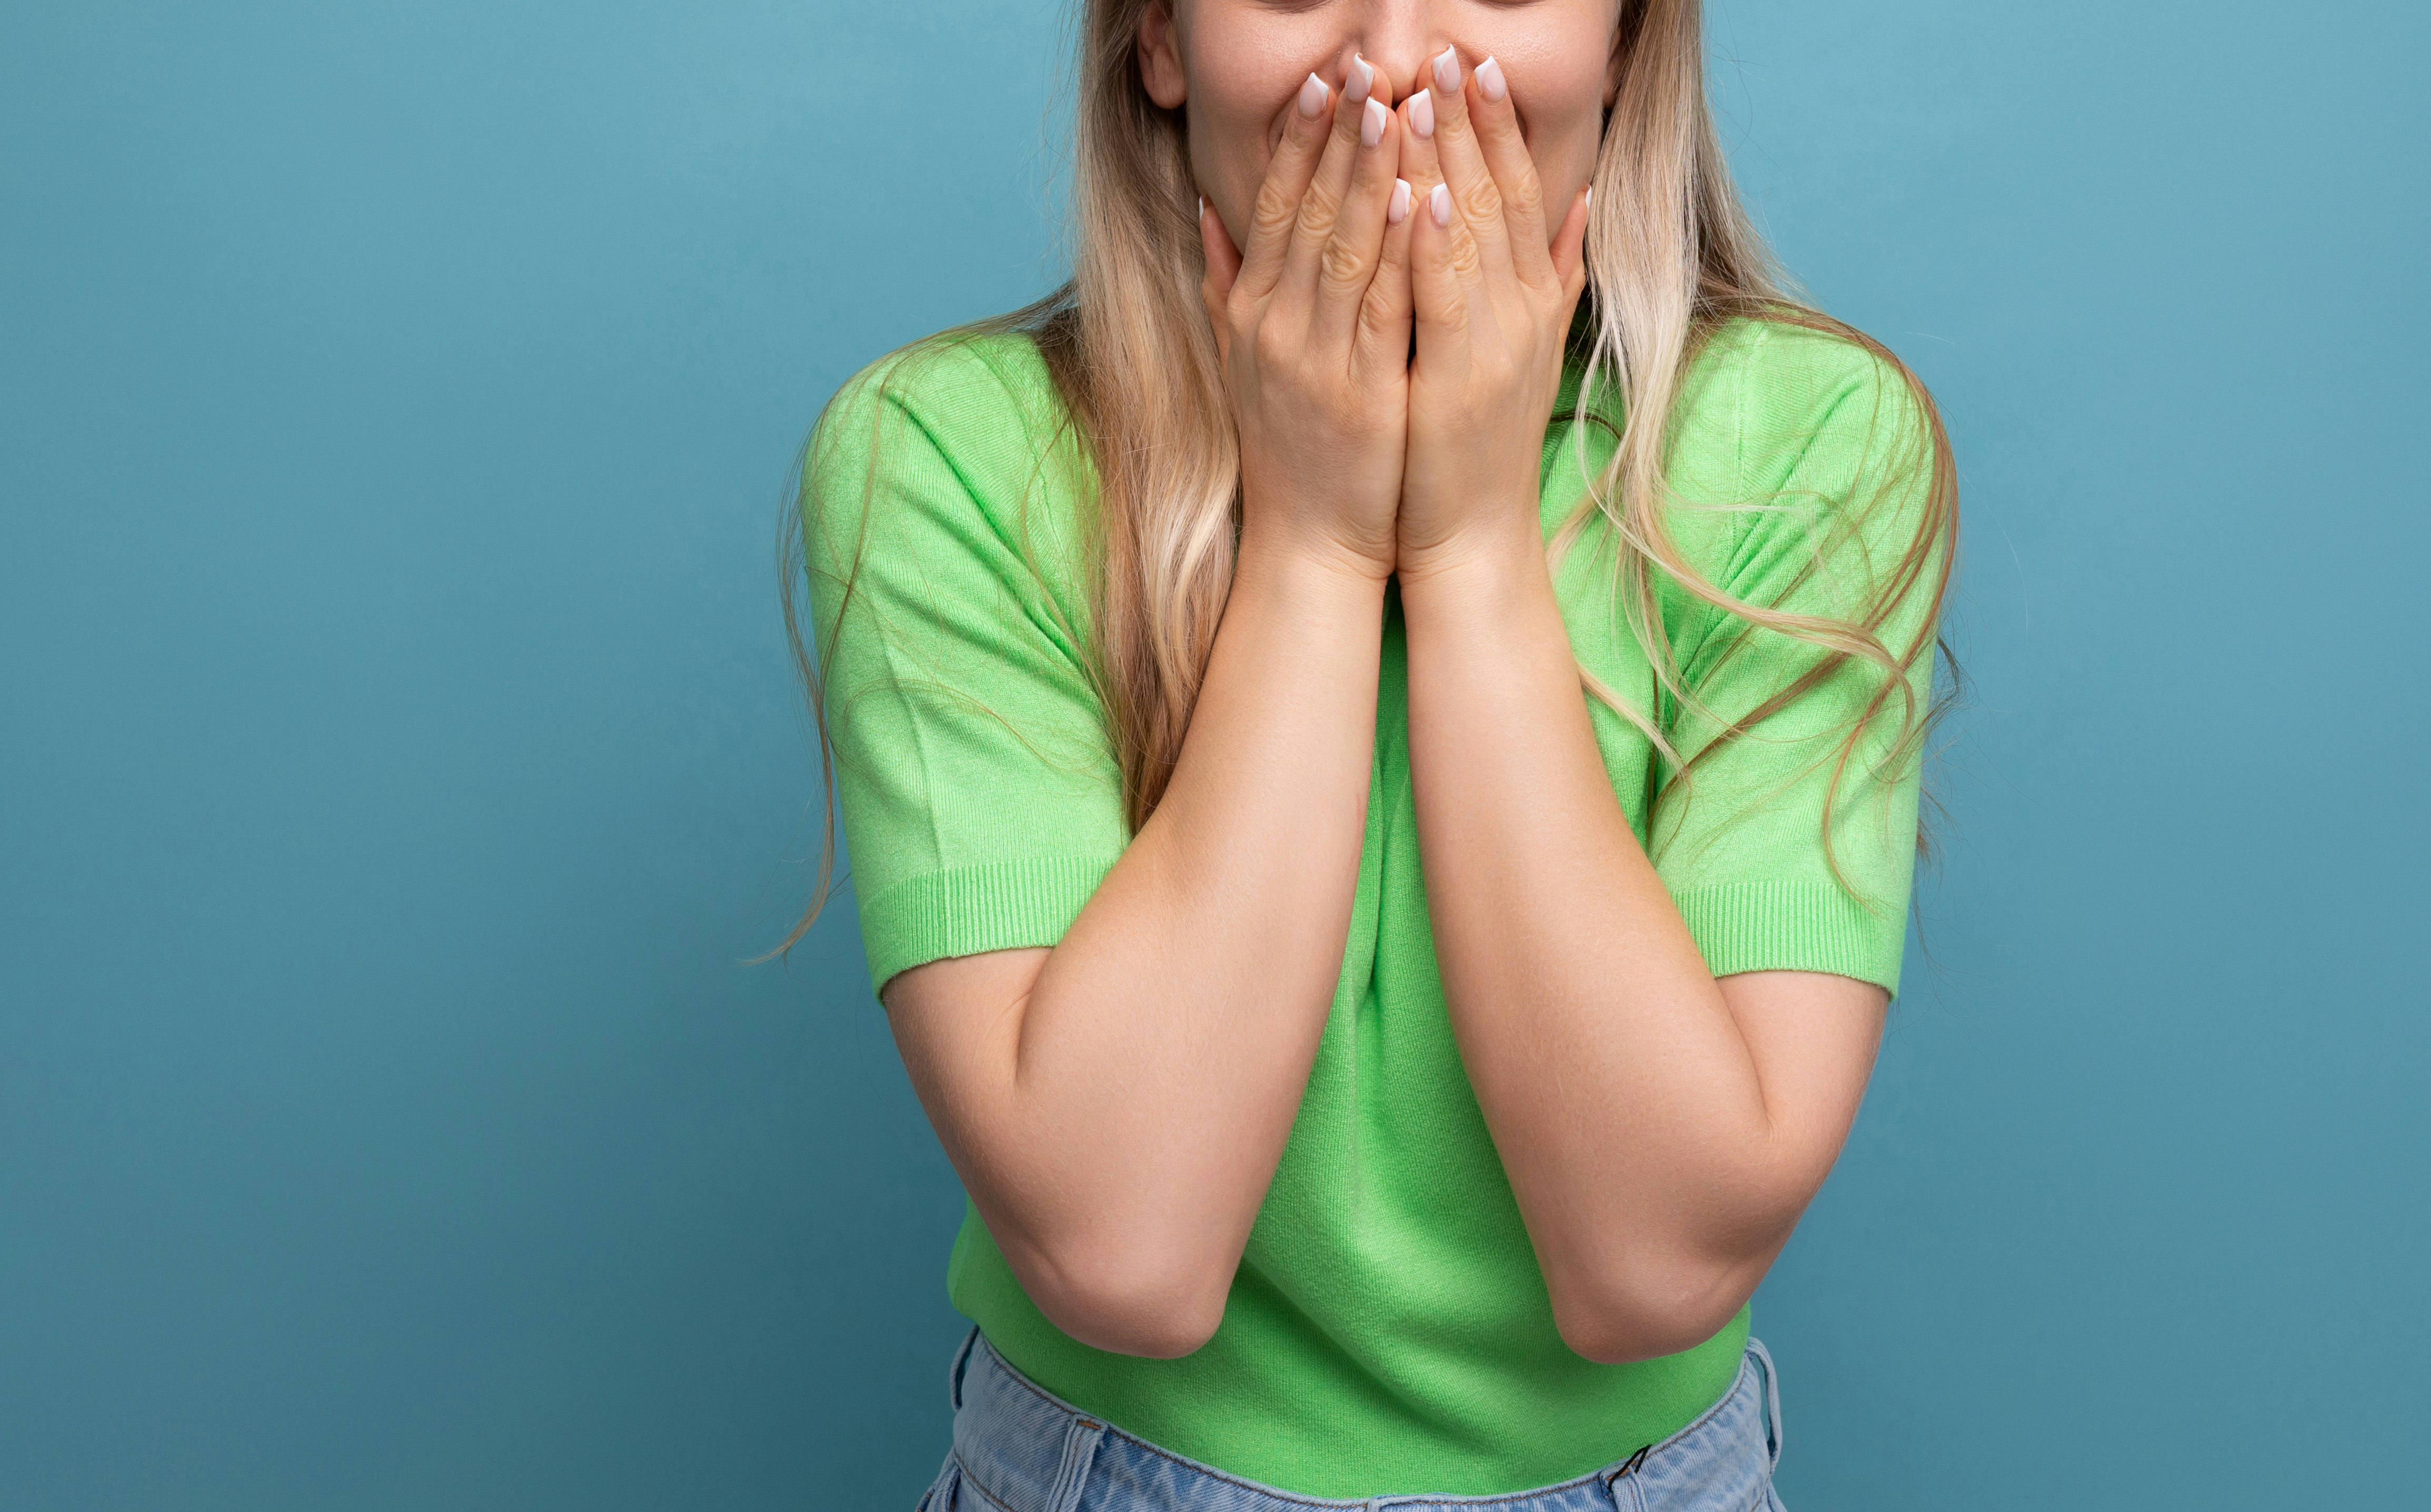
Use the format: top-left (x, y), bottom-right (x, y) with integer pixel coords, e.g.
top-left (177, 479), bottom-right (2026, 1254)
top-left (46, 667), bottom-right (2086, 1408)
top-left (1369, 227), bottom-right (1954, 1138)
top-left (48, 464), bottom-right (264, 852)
top-left (924, 1325), bottom-right (1784, 1512)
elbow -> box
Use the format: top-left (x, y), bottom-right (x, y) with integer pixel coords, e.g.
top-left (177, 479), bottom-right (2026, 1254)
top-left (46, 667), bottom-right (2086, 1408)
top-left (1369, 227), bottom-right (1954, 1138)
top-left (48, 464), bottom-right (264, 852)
top-left (1545, 1169), bottom-right (1815, 1364)
top-left (1014, 1235), bottom-right (1232, 1360)
top-left (1546, 1254), bottom-right (1760, 1366)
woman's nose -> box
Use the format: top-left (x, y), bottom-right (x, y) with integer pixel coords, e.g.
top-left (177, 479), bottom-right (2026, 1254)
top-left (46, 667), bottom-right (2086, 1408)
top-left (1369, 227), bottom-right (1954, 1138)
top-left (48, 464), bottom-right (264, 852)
top-left (1327, 12), bottom-right (1436, 105)
top-left (1368, 49), bottom-right (1432, 107)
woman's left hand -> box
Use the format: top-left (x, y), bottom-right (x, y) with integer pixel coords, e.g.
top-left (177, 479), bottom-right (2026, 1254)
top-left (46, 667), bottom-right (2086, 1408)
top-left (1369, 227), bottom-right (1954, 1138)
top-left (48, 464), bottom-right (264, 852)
top-left (1395, 48), bottom-right (1591, 581)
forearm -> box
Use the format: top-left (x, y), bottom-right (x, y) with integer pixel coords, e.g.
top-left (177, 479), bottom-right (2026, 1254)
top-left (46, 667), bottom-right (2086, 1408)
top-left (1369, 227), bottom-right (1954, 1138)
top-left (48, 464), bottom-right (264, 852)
top-left (940, 532), bottom-right (1384, 1349)
top-left (1398, 543), bottom-right (1802, 1357)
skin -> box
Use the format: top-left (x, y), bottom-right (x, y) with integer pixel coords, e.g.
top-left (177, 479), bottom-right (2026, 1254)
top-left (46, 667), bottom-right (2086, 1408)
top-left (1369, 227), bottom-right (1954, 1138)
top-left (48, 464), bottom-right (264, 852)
top-left (882, 0), bottom-right (1890, 1366)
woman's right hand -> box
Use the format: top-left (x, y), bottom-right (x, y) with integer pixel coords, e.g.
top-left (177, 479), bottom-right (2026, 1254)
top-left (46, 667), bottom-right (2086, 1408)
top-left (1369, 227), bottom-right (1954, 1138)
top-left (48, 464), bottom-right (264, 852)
top-left (1200, 58), bottom-right (1417, 581)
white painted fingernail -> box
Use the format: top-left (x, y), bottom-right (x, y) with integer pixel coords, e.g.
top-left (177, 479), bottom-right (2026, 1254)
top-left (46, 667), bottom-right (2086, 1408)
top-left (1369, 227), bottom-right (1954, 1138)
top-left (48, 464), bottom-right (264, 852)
top-left (1361, 97), bottom-right (1388, 147)
top-left (1429, 182), bottom-right (1451, 227)
top-left (1583, 186), bottom-right (1592, 212)
top-left (1477, 56), bottom-right (1506, 103)
top-left (1389, 178), bottom-right (1412, 225)
top-left (1299, 73), bottom-right (1329, 118)
top-left (1432, 45), bottom-right (1459, 95)
top-left (1409, 88), bottom-right (1434, 138)
top-left (1348, 54), bottom-right (1374, 105)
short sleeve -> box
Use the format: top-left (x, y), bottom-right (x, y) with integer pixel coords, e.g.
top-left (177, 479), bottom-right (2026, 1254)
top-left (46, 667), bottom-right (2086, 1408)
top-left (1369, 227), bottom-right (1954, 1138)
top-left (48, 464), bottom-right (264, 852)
top-left (802, 336), bottom-right (1129, 996)
top-left (1650, 323), bottom-right (1949, 997)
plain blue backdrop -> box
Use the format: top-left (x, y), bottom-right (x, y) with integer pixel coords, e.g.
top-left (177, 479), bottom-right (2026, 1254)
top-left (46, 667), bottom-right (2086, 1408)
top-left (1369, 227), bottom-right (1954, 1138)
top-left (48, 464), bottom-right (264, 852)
top-left (3, 1), bottom-right (2424, 1506)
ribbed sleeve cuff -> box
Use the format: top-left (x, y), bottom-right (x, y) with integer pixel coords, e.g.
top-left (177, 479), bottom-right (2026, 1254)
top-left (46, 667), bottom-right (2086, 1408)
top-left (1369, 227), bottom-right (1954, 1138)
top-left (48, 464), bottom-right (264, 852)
top-left (1668, 880), bottom-right (1909, 997)
top-left (855, 855), bottom-right (1120, 996)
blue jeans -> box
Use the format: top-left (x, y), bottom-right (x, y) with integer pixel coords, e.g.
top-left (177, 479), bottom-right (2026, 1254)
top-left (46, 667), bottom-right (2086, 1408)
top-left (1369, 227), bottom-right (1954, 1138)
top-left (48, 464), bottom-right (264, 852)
top-left (914, 1326), bottom-right (1789, 1512)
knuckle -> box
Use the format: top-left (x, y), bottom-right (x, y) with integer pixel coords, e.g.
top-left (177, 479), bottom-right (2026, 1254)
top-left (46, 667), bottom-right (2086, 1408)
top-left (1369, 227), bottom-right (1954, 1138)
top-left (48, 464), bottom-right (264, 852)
top-left (1318, 238), bottom-right (1368, 291)
top-left (1297, 183), bottom-right (1344, 241)
top-left (1458, 180), bottom-right (1503, 226)
top-left (1448, 234), bottom-right (1484, 281)
top-left (1505, 174), bottom-right (1543, 221)
top-left (1251, 182), bottom-right (1299, 239)
top-left (1356, 293), bottom-right (1401, 345)
top-left (1421, 288), bottom-right (1467, 330)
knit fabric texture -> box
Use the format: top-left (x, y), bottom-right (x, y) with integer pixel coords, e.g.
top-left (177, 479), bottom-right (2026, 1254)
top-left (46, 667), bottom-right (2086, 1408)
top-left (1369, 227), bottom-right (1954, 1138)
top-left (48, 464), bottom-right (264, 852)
top-left (802, 316), bottom-right (1941, 1497)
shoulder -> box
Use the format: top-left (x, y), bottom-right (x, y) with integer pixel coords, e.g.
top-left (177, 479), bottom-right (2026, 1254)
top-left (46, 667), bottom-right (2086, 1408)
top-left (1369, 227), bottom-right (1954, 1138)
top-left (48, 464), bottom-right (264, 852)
top-left (805, 326), bottom-right (1093, 577)
top-left (1669, 315), bottom-right (1934, 502)
top-left (814, 327), bottom-right (1075, 490)
top-left (1653, 315), bottom-right (1947, 636)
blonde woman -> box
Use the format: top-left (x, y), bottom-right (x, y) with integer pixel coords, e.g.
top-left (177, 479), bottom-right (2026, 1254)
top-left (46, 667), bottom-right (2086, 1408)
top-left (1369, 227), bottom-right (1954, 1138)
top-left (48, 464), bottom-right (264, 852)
top-left (786, 0), bottom-right (1955, 1506)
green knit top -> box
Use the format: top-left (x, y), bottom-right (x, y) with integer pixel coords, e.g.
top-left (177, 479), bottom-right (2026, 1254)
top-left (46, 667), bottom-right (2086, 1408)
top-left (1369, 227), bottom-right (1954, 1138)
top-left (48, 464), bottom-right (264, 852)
top-left (803, 315), bottom-right (1942, 1497)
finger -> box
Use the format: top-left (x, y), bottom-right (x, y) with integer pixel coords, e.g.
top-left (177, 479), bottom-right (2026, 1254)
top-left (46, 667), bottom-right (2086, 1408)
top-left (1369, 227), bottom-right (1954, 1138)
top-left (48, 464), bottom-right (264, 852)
top-left (1399, 83), bottom-right (1481, 294)
top-left (1550, 185), bottom-right (1590, 309)
top-left (1467, 56), bottom-right (1556, 288)
top-left (1422, 44), bottom-right (1516, 285)
top-left (1352, 176), bottom-right (1415, 377)
top-left (1198, 194), bottom-right (1243, 363)
top-left (1410, 179), bottom-right (1470, 379)
top-left (1279, 55), bottom-right (1384, 307)
top-left (1235, 72), bottom-right (1334, 301)
top-left (1310, 92), bottom-right (1401, 352)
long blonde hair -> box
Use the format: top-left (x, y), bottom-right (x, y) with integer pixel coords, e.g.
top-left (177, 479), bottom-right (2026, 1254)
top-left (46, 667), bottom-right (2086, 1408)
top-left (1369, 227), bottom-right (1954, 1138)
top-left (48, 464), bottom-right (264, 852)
top-left (770, 0), bottom-right (1957, 953)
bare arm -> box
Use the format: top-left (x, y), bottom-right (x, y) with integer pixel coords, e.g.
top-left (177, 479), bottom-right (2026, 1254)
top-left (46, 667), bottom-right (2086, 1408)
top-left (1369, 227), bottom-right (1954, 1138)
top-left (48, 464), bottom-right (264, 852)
top-left (880, 62), bottom-right (1417, 1359)
top-left (884, 544), bottom-right (1382, 1359)
top-left (1398, 544), bottom-right (1885, 1363)
top-left (1393, 53), bottom-right (1889, 1364)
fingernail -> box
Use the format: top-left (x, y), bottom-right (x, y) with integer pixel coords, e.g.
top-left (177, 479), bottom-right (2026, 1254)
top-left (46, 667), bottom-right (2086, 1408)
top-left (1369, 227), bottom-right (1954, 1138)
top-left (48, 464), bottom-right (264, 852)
top-left (1347, 54), bottom-right (1374, 105)
top-left (1432, 46), bottom-right (1459, 95)
top-left (1361, 96), bottom-right (1388, 147)
top-left (1197, 194), bottom-right (1205, 220)
top-left (1299, 73), bottom-right (1328, 119)
top-left (1583, 186), bottom-right (1592, 212)
top-left (1409, 88), bottom-right (1434, 138)
top-left (1429, 182), bottom-right (1451, 227)
top-left (1388, 178), bottom-right (1412, 225)
top-left (1477, 56), bottom-right (1506, 103)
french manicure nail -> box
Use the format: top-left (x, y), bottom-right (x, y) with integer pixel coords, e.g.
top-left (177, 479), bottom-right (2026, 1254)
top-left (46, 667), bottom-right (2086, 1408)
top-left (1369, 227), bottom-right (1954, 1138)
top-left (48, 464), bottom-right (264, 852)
top-left (1197, 194), bottom-right (1205, 219)
top-left (1389, 178), bottom-right (1412, 225)
top-left (1299, 73), bottom-right (1329, 118)
top-left (1409, 88), bottom-right (1434, 138)
top-left (1477, 56), bottom-right (1506, 102)
top-left (1432, 45), bottom-right (1459, 95)
top-left (1361, 96), bottom-right (1388, 147)
top-left (1348, 54), bottom-right (1374, 104)
top-left (1429, 182), bottom-right (1451, 227)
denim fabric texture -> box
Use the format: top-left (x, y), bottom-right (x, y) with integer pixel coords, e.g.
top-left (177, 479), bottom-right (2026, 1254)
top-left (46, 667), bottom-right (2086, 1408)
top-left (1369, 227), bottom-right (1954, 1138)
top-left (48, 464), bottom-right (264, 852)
top-left (912, 1327), bottom-right (1788, 1512)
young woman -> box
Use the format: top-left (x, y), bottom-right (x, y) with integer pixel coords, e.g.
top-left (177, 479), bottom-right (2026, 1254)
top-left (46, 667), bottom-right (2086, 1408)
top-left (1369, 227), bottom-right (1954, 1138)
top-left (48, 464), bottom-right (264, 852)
top-left (785, 1), bottom-right (1954, 1506)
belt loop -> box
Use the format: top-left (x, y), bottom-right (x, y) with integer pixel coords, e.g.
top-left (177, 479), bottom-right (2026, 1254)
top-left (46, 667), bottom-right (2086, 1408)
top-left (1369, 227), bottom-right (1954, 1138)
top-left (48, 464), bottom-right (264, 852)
top-left (948, 1324), bottom-right (981, 1414)
top-left (1746, 1337), bottom-right (1783, 1474)
top-left (1045, 1413), bottom-right (1105, 1512)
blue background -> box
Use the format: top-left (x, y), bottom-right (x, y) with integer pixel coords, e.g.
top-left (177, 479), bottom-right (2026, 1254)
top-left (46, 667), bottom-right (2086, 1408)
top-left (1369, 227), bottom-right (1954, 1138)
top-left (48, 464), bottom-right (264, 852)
top-left (4, 0), bottom-right (2424, 1506)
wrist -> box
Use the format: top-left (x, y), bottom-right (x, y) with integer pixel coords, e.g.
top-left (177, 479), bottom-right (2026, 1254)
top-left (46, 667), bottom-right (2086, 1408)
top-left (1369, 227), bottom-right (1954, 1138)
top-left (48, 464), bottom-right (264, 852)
top-left (1396, 526), bottom-right (1581, 695)
top-left (1394, 517), bottom-right (1551, 606)
top-left (1229, 530), bottom-right (1396, 640)
top-left (1235, 520), bottom-right (1398, 595)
